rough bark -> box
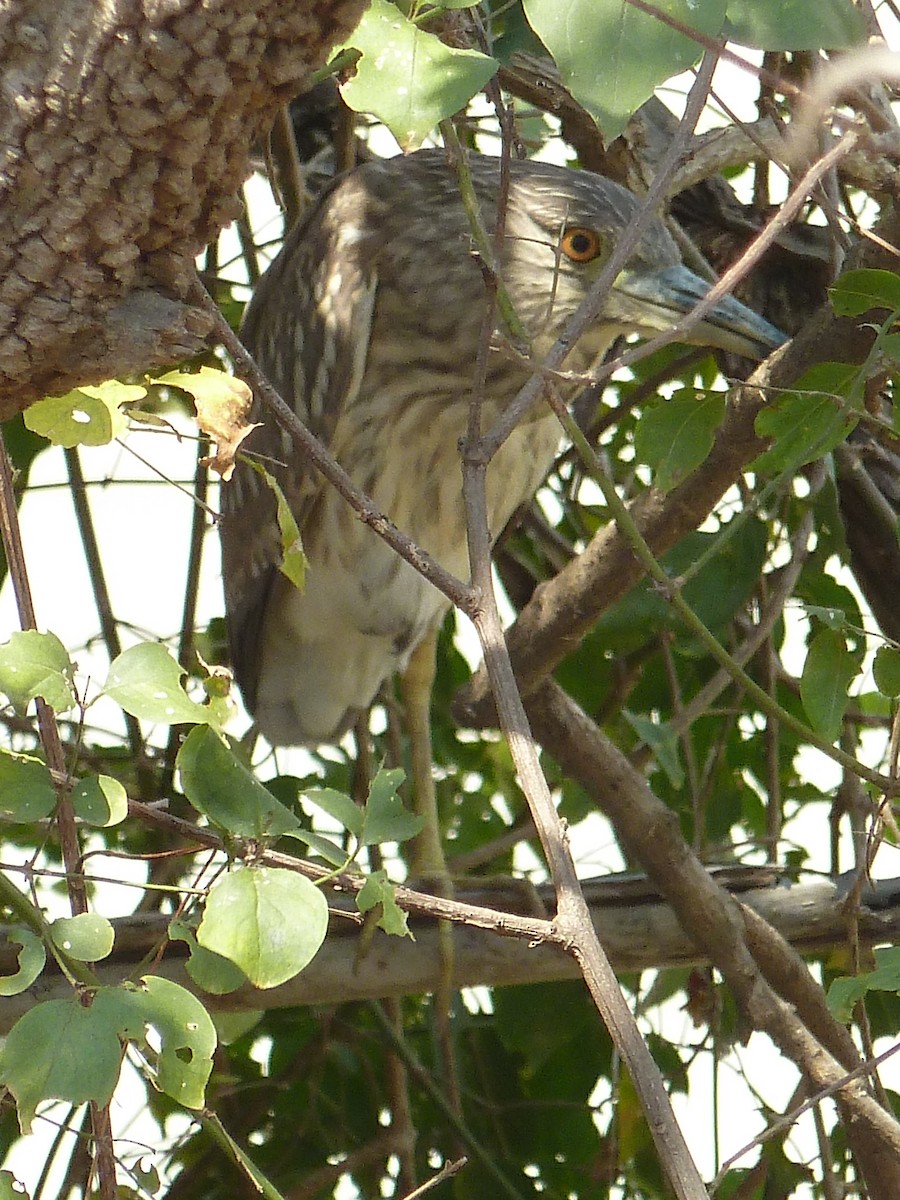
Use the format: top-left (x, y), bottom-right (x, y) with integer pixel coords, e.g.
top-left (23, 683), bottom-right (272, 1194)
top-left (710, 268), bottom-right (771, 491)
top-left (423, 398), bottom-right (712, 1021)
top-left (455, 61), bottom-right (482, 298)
top-left (3, 871), bottom-right (899, 1029)
top-left (0, 0), bottom-right (365, 416)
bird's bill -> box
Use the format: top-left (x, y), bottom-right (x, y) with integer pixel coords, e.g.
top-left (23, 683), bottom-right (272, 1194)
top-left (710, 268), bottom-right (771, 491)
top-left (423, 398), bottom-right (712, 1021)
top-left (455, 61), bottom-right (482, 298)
top-left (613, 264), bottom-right (787, 360)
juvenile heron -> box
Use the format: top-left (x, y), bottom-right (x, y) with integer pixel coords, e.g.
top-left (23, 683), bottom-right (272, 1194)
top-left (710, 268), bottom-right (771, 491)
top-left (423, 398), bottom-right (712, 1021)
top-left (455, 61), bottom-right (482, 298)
top-left (221, 150), bottom-right (784, 802)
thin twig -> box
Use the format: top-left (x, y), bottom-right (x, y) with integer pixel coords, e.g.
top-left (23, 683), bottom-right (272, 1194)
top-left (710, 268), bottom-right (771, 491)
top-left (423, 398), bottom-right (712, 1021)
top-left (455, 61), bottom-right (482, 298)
top-left (542, 389), bottom-right (895, 794)
top-left (449, 53), bottom-right (727, 1200)
top-left (0, 433), bottom-right (86, 914)
top-left (399, 1156), bottom-right (468, 1200)
top-left (711, 1039), bottom-right (900, 1189)
top-left (64, 448), bottom-right (145, 762)
top-left (0, 435), bottom-right (118, 1194)
top-left (191, 281), bottom-right (476, 616)
top-left (161, 444), bottom-right (209, 794)
top-left (482, 128), bottom-right (858, 467)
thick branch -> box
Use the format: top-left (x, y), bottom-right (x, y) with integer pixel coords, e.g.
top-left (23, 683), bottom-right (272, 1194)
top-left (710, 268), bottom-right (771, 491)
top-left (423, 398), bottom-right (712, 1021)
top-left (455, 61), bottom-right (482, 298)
top-left (4, 871), bottom-right (899, 1029)
top-left (0, 0), bottom-right (365, 415)
top-left (526, 680), bottom-right (900, 1199)
top-left (454, 207), bottom-right (900, 727)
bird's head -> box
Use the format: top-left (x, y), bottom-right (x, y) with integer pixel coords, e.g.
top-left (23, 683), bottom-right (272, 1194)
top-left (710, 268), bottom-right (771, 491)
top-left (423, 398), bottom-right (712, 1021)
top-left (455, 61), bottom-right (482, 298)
top-left (486, 156), bottom-right (786, 365)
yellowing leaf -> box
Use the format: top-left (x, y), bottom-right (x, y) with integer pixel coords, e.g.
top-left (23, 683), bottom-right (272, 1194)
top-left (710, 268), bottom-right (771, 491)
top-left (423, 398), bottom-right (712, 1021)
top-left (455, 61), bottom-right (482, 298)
top-left (161, 366), bottom-right (257, 481)
top-left (243, 459), bottom-right (307, 591)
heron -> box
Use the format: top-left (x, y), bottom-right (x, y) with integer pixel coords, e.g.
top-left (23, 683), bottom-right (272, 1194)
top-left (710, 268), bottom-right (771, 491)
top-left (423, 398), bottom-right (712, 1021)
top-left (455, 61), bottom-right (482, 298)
top-left (220, 149), bottom-right (785, 877)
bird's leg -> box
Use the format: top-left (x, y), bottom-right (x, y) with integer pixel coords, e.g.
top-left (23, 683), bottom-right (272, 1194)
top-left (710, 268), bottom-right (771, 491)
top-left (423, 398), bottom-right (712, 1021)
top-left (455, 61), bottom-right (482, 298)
top-left (403, 628), bottom-right (443, 881)
top-left (399, 628), bottom-right (460, 1113)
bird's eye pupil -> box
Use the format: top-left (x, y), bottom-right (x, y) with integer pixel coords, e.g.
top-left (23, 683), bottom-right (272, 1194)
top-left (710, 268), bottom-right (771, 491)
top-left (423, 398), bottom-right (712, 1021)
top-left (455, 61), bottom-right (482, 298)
top-left (562, 228), bottom-right (600, 262)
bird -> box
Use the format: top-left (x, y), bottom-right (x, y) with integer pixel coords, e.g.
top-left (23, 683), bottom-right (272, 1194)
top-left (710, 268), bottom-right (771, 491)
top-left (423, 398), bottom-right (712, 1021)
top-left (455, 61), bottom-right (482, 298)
top-left (220, 149), bottom-right (785, 772)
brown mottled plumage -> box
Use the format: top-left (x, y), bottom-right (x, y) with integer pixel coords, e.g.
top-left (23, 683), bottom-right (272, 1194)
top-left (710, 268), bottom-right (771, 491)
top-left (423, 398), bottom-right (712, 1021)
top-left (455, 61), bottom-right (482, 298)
top-left (220, 150), bottom-right (785, 745)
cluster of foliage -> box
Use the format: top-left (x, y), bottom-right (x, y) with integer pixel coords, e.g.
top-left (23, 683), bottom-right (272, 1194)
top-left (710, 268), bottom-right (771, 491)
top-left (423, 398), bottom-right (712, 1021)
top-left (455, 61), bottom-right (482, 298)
top-left (3, 0), bottom-right (900, 1198)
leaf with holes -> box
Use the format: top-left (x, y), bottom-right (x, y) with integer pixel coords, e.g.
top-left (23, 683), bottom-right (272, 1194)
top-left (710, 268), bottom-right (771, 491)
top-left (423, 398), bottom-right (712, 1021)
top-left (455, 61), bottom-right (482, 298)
top-left (129, 976), bottom-right (217, 1108)
top-left (105, 643), bottom-right (214, 727)
top-left (0, 931), bottom-right (45, 998)
top-left (23, 381), bottom-right (142, 447)
top-left (0, 631), bottom-right (76, 714)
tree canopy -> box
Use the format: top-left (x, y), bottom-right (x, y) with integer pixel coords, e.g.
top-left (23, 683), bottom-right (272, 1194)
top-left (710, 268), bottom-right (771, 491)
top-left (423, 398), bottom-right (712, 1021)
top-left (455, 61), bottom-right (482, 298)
top-left (2, 1), bottom-right (900, 1198)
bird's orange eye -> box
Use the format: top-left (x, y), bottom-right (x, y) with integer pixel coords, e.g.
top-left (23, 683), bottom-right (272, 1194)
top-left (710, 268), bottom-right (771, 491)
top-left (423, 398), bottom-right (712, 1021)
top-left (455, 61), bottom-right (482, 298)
top-left (560, 227), bottom-right (602, 263)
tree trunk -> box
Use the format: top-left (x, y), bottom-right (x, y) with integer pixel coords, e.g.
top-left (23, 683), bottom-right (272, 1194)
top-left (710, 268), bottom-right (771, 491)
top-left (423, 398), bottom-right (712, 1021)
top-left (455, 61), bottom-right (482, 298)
top-left (0, 0), bottom-right (365, 416)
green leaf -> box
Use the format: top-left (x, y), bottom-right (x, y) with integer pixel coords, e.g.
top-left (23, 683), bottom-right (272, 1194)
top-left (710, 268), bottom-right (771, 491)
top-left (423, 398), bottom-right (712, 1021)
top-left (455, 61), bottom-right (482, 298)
top-left (132, 1160), bottom-right (161, 1195)
top-left (800, 628), bottom-right (857, 741)
top-left (23, 381), bottom-right (143, 447)
top-left (864, 945), bottom-right (900, 991)
top-left (176, 725), bottom-right (301, 838)
top-left (0, 748), bottom-right (56, 821)
top-left (360, 766), bottom-right (422, 846)
top-left (635, 392), bottom-right (725, 493)
top-left (211, 1010), bottom-right (264, 1046)
top-left (874, 645), bottom-right (900, 698)
top-left (0, 630), bottom-right (76, 714)
top-left (281, 825), bottom-right (356, 868)
top-left (881, 331), bottom-right (900, 367)
top-left (0, 995), bottom-right (125, 1132)
top-left (725, 0), bottom-right (864, 49)
top-left (523, 0), bottom-right (726, 142)
top-left (753, 362), bottom-right (860, 474)
top-left (0, 1169), bottom-right (31, 1199)
top-left (302, 786), bottom-right (365, 837)
top-left (243, 459), bottom-right (307, 591)
top-left (0, 930), bottom-right (46, 997)
top-left (829, 268), bottom-right (900, 317)
top-left (0, 979), bottom-right (216, 1133)
top-left (590, 517), bottom-right (767, 651)
top-left (197, 867), bottom-right (328, 989)
top-left (357, 869), bottom-right (412, 937)
top-left (340, 0), bottom-right (498, 150)
top-left (104, 642), bottom-right (214, 727)
top-left (169, 919), bottom-right (247, 996)
top-left (622, 711), bottom-right (684, 788)
top-left (50, 914), bottom-right (115, 963)
top-left (126, 976), bottom-right (216, 1109)
top-left (828, 947), bottom-right (900, 1022)
top-left (802, 604), bottom-right (846, 630)
top-left (71, 773), bottom-right (128, 827)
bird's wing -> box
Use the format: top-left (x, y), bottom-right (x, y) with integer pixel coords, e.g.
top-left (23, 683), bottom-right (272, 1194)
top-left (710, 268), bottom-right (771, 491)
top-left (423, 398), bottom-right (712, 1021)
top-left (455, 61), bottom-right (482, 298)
top-left (220, 171), bottom-right (383, 711)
